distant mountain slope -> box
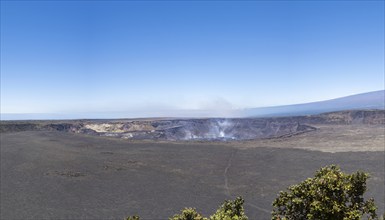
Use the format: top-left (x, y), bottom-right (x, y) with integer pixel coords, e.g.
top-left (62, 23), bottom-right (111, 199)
top-left (242, 90), bottom-right (385, 117)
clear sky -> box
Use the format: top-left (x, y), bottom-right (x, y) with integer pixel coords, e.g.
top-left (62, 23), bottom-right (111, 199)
top-left (1, 1), bottom-right (384, 118)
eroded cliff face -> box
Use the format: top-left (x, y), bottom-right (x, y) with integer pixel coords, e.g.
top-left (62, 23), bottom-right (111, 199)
top-left (1, 110), bottom-right (384, 141)
top-left (317, 110), bottom-right (385, 124)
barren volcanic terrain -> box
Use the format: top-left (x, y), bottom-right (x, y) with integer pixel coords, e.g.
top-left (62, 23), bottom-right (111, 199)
top-left (1, 110), bottom-right (384, 219)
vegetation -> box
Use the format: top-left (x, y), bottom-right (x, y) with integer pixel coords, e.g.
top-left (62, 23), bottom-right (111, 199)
top-left (170, 208), bottom-right (206, 220)
top-left (127, 197), bottom-right (247, 220)
top-left (272, 165), bottom-right (377, 220)
top-left (170, 197), bottom-right (248, 220)
top-left (125, 215), bottom-right (140, 220)
top-left (126, 165), bottom-right (378, 220)
top-left (209, 197), bottom-right (247, 220)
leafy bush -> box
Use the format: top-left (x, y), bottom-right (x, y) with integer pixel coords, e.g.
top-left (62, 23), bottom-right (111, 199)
top-left (170, 208), bottom-right (206, 220)
top-left (272, 165), bottom-right (377, 220)
top-left (125, 215), bottom-right (140, 220)
top-left (210, 197), bottom-right (248, 220)
top-left (169, 197), bottom-right (248, 220)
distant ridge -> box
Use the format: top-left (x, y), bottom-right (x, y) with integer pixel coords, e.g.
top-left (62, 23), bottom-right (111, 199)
top-left (1, 91), bottom-right (384, 120)
top-left (242, 90), bottom-right (385, 117)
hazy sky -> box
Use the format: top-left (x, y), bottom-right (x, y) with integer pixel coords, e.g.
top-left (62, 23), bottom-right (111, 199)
top-left (1, 1), bottom-right (384, 117)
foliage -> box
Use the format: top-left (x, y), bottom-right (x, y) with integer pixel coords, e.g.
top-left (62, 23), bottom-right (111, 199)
top-left (210, 197), bottom-right (248, 220)
top-left (125, 215), bottom-right (140, 220)
top-left (271, 165), bottom-right (378, 220)
top-left (170, 208), bottom-right (207, 220)
top-left (169, 197), bottom-right (248, 220)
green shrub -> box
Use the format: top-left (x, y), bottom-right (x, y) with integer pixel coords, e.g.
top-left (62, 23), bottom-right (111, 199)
top-left (272, 165), bottom-right (378, 220)
top-left (170, 208), bottom-right (206, 220)
top-left (210, 197), bottom-right (248, 220)
top-left (169, 197), bottom-right (248, 220)
top-left (125, 215), bottom-right (140, 220)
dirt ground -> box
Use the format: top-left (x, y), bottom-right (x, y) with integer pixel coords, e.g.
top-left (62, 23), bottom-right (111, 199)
top-left (237, 124), bottom-right (385, 153)
top-left (1, 125), bottom-right (384, 219)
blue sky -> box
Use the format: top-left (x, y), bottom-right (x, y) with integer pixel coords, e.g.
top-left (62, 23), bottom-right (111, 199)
top-left (1, 1), bottom-right (384, 118)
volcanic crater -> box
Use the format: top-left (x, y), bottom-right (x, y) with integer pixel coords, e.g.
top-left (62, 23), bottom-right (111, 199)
top-left (1, 110), bottom-right (383, 141)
